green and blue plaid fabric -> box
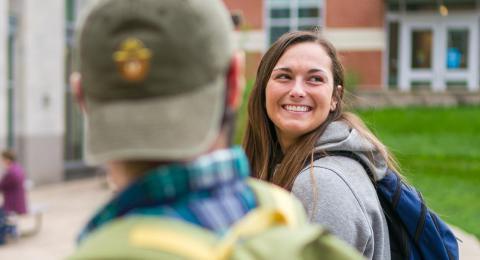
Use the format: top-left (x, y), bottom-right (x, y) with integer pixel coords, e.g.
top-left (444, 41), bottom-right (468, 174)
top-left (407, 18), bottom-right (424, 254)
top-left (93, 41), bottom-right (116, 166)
top-left (78, 147), bottom-right (257, 242)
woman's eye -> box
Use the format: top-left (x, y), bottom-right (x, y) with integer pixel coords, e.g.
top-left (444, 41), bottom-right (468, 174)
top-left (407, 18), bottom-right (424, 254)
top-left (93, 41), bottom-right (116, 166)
top-left (275, 74), bottom-right (291, 80)
top-left (310, 76), bottom-right (325, 83)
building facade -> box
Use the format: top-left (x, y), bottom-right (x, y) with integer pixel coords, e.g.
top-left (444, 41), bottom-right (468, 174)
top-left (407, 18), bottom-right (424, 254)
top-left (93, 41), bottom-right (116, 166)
top-left (225, 0), bottom-right (480, 91)
top-left (0, 0), bottom-right (479, 184)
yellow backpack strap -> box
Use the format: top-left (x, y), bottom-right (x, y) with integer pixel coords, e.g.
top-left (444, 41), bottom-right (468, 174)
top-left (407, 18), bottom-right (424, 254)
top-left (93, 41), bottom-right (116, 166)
top-left (130, 179), bottom-right (305, 259)
top-left (246, 178), bottom-right (307, 227)
top-left (213, 179), bottom-right (309, 259)
top-left (214, 207), bottom-right (291, 259)
top-left (129, 208), bottom-right (297, 259)
top-left (69, 217), bottom-right (219, 260)
top-left (129, 219), bottom-right (216, 260)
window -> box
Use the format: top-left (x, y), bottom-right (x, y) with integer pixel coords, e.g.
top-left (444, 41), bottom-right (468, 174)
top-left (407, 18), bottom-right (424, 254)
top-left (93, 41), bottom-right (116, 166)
top-left (64, 0), bottom-right (84, 161)
top-left (387, 21), bottom-right (399, 88)
top-left (270, 8), bottom-right (290, 18)
top-left (411, 30), bottom-right (433, 69)
top-left (446, 29), bottom-right (469, 70)
top-left (266, 0), bottom-right (323, 44)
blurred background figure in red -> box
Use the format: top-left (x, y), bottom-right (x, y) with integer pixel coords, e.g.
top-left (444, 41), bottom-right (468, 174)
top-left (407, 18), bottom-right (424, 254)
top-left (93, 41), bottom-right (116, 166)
top-left (0, 150), bottom-right (27, 215)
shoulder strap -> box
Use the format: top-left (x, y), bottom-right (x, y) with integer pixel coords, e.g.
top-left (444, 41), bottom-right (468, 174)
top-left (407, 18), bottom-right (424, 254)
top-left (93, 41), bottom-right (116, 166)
top-left (314, 151), bottom-right (410, 259)
top-left (246, 178), bottom-right (306, 226)
top-left (311, 151), bottom-right (378, 184)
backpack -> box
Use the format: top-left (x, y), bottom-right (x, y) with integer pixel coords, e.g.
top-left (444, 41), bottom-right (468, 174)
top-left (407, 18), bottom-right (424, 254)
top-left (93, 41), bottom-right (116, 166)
top-left (314, 151), bottom-right (459, 260)
top-left (69, 179), bottom-right (363, 260)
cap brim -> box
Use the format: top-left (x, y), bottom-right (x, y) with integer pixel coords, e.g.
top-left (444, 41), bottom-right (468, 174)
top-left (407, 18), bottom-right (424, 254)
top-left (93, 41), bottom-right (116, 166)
top-left (84, 75), bottom-right (225, 164)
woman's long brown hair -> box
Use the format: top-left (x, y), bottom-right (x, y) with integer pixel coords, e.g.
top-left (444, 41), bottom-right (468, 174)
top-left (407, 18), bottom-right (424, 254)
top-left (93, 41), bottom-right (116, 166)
top-left (243, 31), bottom-right (401, 191)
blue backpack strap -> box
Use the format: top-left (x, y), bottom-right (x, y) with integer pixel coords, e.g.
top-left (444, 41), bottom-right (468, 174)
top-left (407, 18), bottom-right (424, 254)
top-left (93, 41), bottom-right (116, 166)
top-left (312, 151), bottom-right (459, 260)
top-left (311, 151), bottom-right (411, 259)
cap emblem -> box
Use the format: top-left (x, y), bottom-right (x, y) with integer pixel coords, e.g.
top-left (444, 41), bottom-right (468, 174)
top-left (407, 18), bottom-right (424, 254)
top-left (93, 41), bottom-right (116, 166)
top-left (113, 38), bottom-right (152, 82)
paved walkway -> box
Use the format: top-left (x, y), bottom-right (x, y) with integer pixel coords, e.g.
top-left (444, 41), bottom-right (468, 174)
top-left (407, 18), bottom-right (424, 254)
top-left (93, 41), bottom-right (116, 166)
top-left (0, 177), bottom-right (110, 259)
top-left (0, 177), bottom-right (478, 259)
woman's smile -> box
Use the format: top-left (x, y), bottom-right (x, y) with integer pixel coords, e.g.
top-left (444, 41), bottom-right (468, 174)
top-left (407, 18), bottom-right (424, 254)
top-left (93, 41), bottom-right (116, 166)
top-left (282, 104), bottom-right (313, 113)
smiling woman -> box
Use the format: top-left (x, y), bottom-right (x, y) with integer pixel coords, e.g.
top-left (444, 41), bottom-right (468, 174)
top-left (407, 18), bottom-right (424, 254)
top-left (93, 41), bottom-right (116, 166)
top-left (243, 31), bottom-right (401, 259)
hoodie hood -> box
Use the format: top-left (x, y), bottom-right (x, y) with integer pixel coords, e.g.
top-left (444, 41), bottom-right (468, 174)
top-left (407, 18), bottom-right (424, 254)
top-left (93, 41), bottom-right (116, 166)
top-left (314, 120), bottom-right (388, 180)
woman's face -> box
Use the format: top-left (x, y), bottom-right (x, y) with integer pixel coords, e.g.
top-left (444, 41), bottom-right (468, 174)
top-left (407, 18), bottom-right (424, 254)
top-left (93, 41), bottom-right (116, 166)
top-left (265, 42), bottom-right (338, 150)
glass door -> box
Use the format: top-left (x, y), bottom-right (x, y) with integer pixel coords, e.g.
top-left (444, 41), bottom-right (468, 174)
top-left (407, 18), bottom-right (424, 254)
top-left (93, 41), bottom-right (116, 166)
top-left (409, 27), bottom-right (435, 90)
top-left (398, 15), bottom-right (479, 91)
top-left (399, 19), bottom-right (441, 91)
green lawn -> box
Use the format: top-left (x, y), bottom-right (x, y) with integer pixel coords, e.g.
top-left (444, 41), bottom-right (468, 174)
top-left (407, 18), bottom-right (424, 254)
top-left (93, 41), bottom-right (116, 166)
top-left (357, 106), bottom-right (480, 238)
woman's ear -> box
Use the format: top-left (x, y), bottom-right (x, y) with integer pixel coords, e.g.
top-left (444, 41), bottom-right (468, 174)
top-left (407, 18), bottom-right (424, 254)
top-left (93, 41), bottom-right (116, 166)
top-left (330, 85), bottom-right (343, 111)
top-left (70, 72), bottom-right (87, 112)
top-left (226, 51), bottom-right (246, 111)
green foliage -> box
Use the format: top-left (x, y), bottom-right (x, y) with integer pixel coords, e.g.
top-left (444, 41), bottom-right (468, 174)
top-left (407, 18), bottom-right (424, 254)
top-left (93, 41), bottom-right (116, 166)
top-left (344, 70), bottom-right (361, 92)
top-left (357, 106), bottom-right (480, 238)
top-left (234, 80), bottom-right (255, 145)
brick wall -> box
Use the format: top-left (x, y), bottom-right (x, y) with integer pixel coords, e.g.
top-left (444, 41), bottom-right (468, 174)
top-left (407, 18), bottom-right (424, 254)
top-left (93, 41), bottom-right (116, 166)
top-left (245, 52), bottom-right (262, 82)
top-left (326, 0), bottom-right (384, 27)
top-left (223, 0), bottom-right (263, 29)
top-left (340, 51), bottom-right (383, 89)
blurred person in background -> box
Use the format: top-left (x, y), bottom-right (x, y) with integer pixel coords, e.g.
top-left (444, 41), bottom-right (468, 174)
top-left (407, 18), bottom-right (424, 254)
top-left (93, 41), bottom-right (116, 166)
top-left (0, 150), bottom-right (27, 215)
top-left (0, 149), bottom-right (27, 245)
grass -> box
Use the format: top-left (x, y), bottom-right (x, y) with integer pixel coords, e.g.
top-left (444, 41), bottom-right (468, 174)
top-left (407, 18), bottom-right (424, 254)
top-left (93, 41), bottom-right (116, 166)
top-left (356, 106), bottom-right (480, 238)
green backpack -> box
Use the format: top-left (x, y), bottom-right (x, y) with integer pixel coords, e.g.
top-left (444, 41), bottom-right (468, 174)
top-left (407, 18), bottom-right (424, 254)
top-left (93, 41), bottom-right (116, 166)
top-left (69, 179), bottom-right (362, 260)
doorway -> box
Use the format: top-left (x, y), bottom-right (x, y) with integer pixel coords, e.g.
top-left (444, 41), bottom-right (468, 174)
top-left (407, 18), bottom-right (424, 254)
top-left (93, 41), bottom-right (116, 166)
top-left (397, 14), bottom-right (479, 91)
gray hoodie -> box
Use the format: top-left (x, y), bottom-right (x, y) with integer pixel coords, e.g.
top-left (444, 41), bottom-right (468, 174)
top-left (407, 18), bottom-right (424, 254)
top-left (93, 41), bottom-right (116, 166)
top-left (292, 121), bottom-right (390, 260)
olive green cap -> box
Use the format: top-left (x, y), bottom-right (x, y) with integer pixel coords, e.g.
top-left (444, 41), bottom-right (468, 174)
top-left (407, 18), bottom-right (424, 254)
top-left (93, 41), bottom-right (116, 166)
top-left (77, 0), bottom-right (234, 163)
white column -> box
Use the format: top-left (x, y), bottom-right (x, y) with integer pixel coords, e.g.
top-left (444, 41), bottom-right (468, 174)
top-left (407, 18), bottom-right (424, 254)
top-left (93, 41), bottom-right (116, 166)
top-left (432, 23), bottom-right (445, 92)
top-left (16, 0), bottom-right (65, 184)
top-left (0, 0), bottom-right (8, 149)
top-left (469, 17), bottom-right (479, 91)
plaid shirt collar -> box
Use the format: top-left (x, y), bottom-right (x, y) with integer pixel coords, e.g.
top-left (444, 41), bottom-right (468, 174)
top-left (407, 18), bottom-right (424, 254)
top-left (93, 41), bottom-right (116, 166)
top-left (78, 146), bottom-right (250, 242)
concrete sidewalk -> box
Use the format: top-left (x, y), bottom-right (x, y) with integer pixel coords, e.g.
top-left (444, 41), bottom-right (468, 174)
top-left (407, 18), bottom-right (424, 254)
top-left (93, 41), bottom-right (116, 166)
top-left (0, 177), bottom-right (478, 259)
top-left (0, 177), bottom-right (111, 259)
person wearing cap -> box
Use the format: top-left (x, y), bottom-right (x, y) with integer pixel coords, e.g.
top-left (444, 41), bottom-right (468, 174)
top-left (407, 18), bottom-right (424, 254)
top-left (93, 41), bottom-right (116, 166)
top-left (68, 0), bottom-right (362, 259)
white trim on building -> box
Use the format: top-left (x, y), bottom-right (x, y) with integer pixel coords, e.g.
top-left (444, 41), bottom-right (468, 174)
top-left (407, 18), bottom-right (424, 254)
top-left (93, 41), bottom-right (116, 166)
top-left (0, 0), bottom-right (8, 149)
top-left (234, 30), bottom-right (267, 52)
top-left (323, 28), bottom-right (386, 51)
